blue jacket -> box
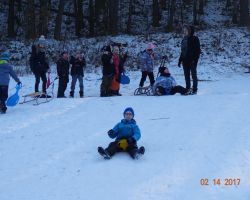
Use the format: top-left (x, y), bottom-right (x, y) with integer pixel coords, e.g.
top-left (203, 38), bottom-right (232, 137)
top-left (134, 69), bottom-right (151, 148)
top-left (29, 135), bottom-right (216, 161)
top-left (153, 74), bottom-right (176, 95)
top-left (138, 51), bottom-right (154, 72)
top-left (109, 119), bottom-right (141, 141)
top-left (0, 60), bottom-right (20, 86)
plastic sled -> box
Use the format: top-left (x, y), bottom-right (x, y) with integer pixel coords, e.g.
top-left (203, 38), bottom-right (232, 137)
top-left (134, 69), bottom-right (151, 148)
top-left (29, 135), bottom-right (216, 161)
top-left (6, 83), bottom-right (22, 107)
top-left (120, 73), bottom-right (130, 84)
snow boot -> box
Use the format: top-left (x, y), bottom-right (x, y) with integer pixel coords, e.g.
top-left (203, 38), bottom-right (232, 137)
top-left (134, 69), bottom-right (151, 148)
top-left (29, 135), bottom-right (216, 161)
top-left (98, 147), bottom-right (111, 159)
top-left (132, 146), bottom-right (145, 159)
top-left (79, 91), bottom-right (84, 98)
top-left (70, 91), bottom-right (74, 98)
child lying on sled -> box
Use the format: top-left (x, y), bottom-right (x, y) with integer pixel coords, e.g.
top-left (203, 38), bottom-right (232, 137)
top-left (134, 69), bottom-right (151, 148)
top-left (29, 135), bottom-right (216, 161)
top-left (98, 107), bottom-right (145, 159)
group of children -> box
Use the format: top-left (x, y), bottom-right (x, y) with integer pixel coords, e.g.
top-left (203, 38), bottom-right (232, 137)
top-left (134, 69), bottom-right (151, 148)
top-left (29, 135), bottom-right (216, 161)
top-left (1, 25), bottom-right (201, 160)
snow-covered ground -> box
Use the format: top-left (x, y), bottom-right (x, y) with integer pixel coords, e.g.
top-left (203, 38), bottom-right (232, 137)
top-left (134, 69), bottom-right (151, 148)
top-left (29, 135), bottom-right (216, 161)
top-left (0, 67), bottom-right (250, 200)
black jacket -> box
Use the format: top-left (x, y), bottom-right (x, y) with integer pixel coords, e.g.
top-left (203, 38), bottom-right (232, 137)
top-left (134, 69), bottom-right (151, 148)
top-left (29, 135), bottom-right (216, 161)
top-left (29, 45), bottom-right (49, 74)
top-left (101, 53), bottom-right (115, 76)
top-left (57, 58), bottom-right (70, 82)
top-left (179, 35), bottom-right (201, 65)
top-left (70, 56), bottom-right (86, 76)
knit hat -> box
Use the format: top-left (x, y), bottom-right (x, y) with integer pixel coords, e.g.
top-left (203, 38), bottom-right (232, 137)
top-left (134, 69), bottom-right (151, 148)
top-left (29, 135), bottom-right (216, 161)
top-left (146, 43), bottom-right (155, 50)
top-left (37, 35), bottom-right (46, 46)
top-left (159, 66), bottom-right (167, 74)
top-left (123, 107), bottom-right (134, 118)
top-left (103, 45), bottom-right (111, 53)
top-left (0, 52), bottom-right (10, 61)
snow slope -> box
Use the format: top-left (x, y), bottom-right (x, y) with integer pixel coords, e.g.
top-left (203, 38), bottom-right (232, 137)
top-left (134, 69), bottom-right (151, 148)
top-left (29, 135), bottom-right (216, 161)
top-left (0, 68), bottom-right (250, 200)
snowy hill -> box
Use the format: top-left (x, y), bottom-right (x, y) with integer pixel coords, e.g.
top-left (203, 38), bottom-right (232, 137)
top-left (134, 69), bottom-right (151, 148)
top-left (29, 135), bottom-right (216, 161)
top-left (0, 69), bottom-right (250, 200)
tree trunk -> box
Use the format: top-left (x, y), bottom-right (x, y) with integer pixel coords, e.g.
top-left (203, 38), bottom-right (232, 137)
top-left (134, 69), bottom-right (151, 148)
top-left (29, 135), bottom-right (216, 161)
top-left (239, 0), bottom-right (249, 26)
top-left (226, 0), bottom-right (231, 10)
top-left (38, 0), bottom-right (49, 36)
top-left (8, 0), bottom-right (15, 38)
top-left (89, 0), bottom-right (95, 36)
top-left (126, 0), bottom-right (133, 34)
top-left (108, 0), bottom-right (118, 35)
top-left (153, 0), bottom-right (160, 27)
top-left (54, 0), bottom-right (65, 40)
top-left (193, 0), bottom-right (198, 24)
top-left (232, 0), bottom-right (238, 24)
top-left (25, 0), bottom-right (36, 39)
top-left (167, 0), bottom-right (175, 32)
top-left (198, 0), bottom-right (204, 15)
top-left (180, 0), bottom-right (184, 25)
top-left (161, 0), bottom-right (167, 10)
top-left (95, 0), bottom-right (106, 35)
top-left (75, 0), bottom-right (83, 37)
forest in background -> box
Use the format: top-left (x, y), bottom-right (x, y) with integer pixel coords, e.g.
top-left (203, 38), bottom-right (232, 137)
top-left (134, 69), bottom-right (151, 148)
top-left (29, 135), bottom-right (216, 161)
top-left (1, 0), bottom-right (249, 41)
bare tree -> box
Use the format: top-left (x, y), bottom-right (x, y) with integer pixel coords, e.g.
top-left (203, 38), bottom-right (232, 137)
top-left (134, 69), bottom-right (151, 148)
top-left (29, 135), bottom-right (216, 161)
top-left (226, 0), bottom-right (231, 10)
top-left (108, 0), bottom-right (119, 35)
top-left (167, 0), bottom-right (175, 32)
top-left (75, 0), bottom-right (84, 37)
top-left (239, 0), bottom-right (249, 26)
top-left (54, 0), bottom-right (65, 40)
top-left (198, 0), bottom-right (204, 15)
top-left (126, 0), bottom-right (134, 34)
top-left (38, 0), bottom-right (49, 36)
top-left (193, 0), bottom-right (198, 24)
top-left (153, 0), bottom-right (160, 27)
top-left (25, 0), bottom-right (36, 39)
top-left (232, 0), bottom-right (238, 24)
top-left (161, 0), bottom-right (167, 10)
top-left (8, 0), bottom-right (15, 38)
top-left (89, 0), bottom-right (95, 36)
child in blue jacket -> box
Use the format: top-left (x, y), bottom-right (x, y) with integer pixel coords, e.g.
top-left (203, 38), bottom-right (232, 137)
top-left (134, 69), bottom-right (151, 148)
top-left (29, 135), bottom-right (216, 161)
top-left (98, 107), bottom-right (145, 159)
top-left (0, 52), bottom-right (21, 114)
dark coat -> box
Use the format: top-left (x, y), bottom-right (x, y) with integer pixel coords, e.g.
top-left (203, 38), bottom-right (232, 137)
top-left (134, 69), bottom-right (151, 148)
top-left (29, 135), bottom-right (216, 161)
top-left (29, 45), bottom-right (49, 74)
top-left (179, 35), bottom-right (201, 65)
top-left (57, 58), bottom-right (70, 82)
top-left (69, 56), bottom-right (86, 76)
top-left (101, 53), bottom-right (115, 76)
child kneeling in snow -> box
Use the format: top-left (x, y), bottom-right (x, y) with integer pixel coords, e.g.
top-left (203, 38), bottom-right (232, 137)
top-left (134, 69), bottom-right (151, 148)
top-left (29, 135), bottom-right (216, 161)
top-left (98, 107), bottom-right (145, 159)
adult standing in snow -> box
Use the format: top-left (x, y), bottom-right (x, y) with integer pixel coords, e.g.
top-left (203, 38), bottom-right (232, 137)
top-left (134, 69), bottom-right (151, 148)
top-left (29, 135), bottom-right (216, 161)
top-left (178, 25), bottom-right (201, 95)
top-left (153, 67), bottom-right (187, 96)
top-left (29, 35), bottom-right (50, 95)
top-left (110, 46), bottom-right (127, 96)
top-left (138, 43), bottom-right (157, 88)
top-left (69, 52), bottom-right (86, 98)
top-left (100, 46), bottom-right (115, 97)
top-left (57, 52), bottom-right (70, 98)
top-left (0, 52), bottom-right (21, 114)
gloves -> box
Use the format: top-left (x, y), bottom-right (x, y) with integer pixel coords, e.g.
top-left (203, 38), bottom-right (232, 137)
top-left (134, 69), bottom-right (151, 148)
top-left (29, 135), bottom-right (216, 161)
top-left (107, 129), bottom-right (114, 137)
top-left (17, 81), bottom-right (22, 86)
top-left (127, 137), bottom-right (136, 144)
top-left (178, 60), bottom-right (181, 68)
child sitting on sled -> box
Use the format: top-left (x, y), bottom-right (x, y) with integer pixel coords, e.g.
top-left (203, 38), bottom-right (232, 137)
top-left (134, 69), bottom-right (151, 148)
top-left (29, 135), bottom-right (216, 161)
top-left (98, 107), bottom-right (145, 159)
top-left (153, 67), bottom-right (187, 96)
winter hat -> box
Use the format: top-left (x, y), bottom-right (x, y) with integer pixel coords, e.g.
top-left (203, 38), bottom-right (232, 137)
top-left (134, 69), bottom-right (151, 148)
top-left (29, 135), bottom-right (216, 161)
top-left (103, 45), bottom-right (112, 53)
top-left (146, 43), bottom-right (155, 50)
top-left (159, 67), bottom-right (167, 74)
top-left (123, 107), bottom-right (134, 118)
top-left (37, 35), bottom-right (46, 46)
top-left (0, 52), bottom-right (10, 61)
top-left (60, 51), bottom-right (68, 56)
